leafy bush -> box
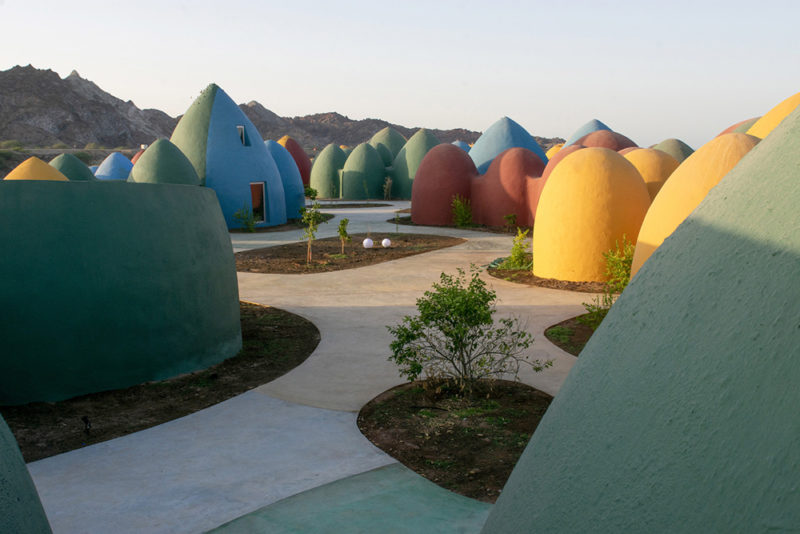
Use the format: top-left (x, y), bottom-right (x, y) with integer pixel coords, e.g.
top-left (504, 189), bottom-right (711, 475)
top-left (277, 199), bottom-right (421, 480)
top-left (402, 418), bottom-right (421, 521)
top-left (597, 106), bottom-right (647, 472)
top-left (451, 195), bottom-right (473, 228)
top-left (388, 266), bottom-right (550, 393)
top-left (503, 213), bottom-right (517, 232)
top-left (301, 201), bottom-right (327, 263)
top-left (304, 185), bottom-right (318, 200)
top-left (499, 228), bottom-right (532, 270)
top-left (233, 204), bottom-right (256, 232)
top-left (51, 142), bottom-right (69, 149)
top-left (0, 140), bottom-right (23, 150)
top-left (578, 236), bottom-right (635, 330)
top-left (338, 217), bottom-right (351, 254)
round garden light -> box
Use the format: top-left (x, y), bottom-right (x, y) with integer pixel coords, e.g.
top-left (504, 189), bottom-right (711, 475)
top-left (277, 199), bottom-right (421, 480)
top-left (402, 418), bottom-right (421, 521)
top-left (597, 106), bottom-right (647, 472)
top-left (362, 238), bottom-right (374, 248)
top-left (382, 238), bottom-right (391, 248)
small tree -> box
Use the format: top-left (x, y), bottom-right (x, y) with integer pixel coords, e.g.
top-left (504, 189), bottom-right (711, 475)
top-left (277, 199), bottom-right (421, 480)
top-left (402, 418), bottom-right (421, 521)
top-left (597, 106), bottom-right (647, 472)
top-left (499, 228), bottom-right (532, 270)
top-left (338, 218), bottom-right (351, 254)
top-left (304, 185), bottom-right (318, 200)
top-left (388, 266), bottom-right (550, 394)
top-left (503, 213), bottom-right (517, 233)
top-left (300, 201), bottom-right (326, 263)
top-left (383, 177), bottom-right (393, 200)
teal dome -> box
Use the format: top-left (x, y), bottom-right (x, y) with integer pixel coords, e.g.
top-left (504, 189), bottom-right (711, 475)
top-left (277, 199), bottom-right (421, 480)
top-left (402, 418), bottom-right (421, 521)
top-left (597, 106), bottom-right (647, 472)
top-left (391, 128), bottom-right (440, 199)
top-left (652, 138), bottom-right (695, 162)
top-left (128, 138), bottom-right (200, 185)
top-left (310, 143), bottom-right (347, 199)
top-left (469, 117), bottom-right (547, 174)
top-left (563, 118), bottom-right (611, 146)
top-left (49, 153), bottom-right (96, 181)
top-left (341, 143), bottom-right (385, 200)
top-left (368, 126), bottom-right (407, 159)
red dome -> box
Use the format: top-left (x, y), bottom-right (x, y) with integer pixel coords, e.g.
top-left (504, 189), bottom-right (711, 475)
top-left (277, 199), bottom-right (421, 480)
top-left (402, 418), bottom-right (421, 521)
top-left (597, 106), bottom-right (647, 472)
top-left (411, 144), bottom-right (477, 226)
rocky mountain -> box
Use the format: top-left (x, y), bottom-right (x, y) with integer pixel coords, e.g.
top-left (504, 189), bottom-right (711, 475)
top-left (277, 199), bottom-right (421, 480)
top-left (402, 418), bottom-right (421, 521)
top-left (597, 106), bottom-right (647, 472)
top-left (0, 65), bottom-right (176, 148)
top-left (0, 65), bottom-right (562, 153)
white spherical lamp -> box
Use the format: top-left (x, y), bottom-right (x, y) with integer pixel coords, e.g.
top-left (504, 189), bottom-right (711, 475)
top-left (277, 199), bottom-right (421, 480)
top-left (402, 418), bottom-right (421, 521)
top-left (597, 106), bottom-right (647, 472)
top-left (362, 238), bottom-right (374, 249)
top-left (381, 238), bottom-right (391, 248)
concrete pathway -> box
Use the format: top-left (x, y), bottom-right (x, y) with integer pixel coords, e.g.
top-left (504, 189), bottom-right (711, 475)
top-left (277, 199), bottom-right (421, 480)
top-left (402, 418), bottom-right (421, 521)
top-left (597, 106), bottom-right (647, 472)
top-left (29, 202), bottom-right (588, 533)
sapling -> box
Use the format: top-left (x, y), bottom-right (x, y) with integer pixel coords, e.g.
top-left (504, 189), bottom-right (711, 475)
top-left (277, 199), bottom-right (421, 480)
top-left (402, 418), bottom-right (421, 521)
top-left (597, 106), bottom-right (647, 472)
top-left (338, 218), bottom-right (351, 255)
top-left (300, 201), bottom-right (327, 264)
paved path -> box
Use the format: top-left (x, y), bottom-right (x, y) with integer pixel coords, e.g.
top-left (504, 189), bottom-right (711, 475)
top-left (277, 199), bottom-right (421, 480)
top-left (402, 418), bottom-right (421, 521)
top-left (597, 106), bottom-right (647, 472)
top-left (29, 202), bottom-right (587, 533)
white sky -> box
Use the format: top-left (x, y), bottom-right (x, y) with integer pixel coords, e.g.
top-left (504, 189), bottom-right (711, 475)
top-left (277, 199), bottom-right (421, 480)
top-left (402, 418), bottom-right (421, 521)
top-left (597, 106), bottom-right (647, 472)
top-left (1, 0), bottom-right (798, 148)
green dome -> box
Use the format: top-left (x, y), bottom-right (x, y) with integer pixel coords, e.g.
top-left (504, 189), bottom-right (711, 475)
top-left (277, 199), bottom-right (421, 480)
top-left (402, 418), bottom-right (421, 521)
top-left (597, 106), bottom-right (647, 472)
top-left (341, 143), bottom-right (385, 200)
top-left (368, 126), bottom-right (407, 159)
top-left (652, 138), bottom-right (694, 162)
top-left (49, 153), bottom-right (96, 181)
top-left (128, 138), bottom-right (200, 185)
top-left (374, 143), bottom-right (393, 166)
top-left (310, 143), bottom-right (347, 198)
top-left (391, 128), bottom-right (440, 199)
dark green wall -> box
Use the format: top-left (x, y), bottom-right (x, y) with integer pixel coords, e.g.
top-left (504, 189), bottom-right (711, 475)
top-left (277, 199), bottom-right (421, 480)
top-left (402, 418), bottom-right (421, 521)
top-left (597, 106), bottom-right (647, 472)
top-left (0, 181), bottom-right (241, 405)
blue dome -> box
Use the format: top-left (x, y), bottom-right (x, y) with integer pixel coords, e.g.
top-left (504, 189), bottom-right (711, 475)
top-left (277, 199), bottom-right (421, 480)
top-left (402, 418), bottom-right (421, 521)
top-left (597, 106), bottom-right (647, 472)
top-left (564, 119), bottom-right (612, 146)
top-left (451, 140), bottom-right (470, 152)
top-left (265, 140), bottom-right (305, 219)
top-left (95, 152), bottom-right (133, 181)
top-left (469, 117), bottom-right (547, 174)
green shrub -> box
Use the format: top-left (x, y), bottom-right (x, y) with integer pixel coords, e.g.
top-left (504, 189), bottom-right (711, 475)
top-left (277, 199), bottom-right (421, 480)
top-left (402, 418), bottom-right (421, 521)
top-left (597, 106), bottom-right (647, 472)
top-left (304, 185), bottom-right (318, 200)
top-left (503, 213), bottom-right (517, 232)
top-left (388, 266), bottom-right (550, 394)
top-left (51, 142), bottom-right (69, 149)
top-left (233, 204), bottom-right (256, 232)
top-left (383, 177), bottom-right (393, 200)
top-left (499, 228), bottom-right (532, 270)
top-left (84, 142), bottom-right (103, 150)
top-left (72, 151), bottom-right (92, 165)
top-left (301, 200), bottom-right (327, 263)
top-left (0, 140), bottom-right (23, 150)
top-left (451, 195), bottom-right (472, 228)
top-left (338, 218), bottom-right (351, 254)
top-left (578, 236), bottom-right (635, 330)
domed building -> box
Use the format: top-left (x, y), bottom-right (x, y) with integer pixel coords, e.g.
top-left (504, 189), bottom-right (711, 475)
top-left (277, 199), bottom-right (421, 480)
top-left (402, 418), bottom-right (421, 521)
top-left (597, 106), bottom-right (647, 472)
top-left (563, 118), bottom-right (611, 146)
top-left (5, 156), bottom-right (69, 181)
top-left (310, 143), bottom-right (347, 199)
top-left (368, 126), bottom-right (407, 160)
top-left (278, 135), bottom-right (312, 186)
top-left (265, 140), bottom-right (305, 219)
top-left (652, 138), bottom-right (694, 162)
top-left (576, 129), bottom-right (637, 151)
top-left (391, 128), bottom-right (440, 199)
top-left (341, 143), bottom-right (386, 200)
top-left (533, 148), bottom-right (650, 282)
top-left (631, 133), bottom-right (759, 276)
top-left (94, 152), bottom-right (133, 181)
top-left (746, 91), bottom-right (800, 139)
top-left (411, 144), bottom-right (476, 226)
top-left (128, 138), bottom-right (200, 185)
top-left (623, 148), bottom-right (679, 200)
top-left (171, 84), bottom-right (287, 229)
top-left (468, 117), bottom-right (547, 174)
top-left (49, 153), bottom-right (96, 181)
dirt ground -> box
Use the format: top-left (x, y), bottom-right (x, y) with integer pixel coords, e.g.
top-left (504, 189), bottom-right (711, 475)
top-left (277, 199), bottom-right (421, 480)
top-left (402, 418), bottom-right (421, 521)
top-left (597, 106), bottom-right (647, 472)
top-left (358, 379), bottom-right (552, 503)
top-left (235, 233), bottom-right (465, 274)
top-left (544, 314), bottom-right (595, 356)
top-left (488, 267), bottom-right (606, 293)
top-left (0, 302), bottom-right (320, 462)
top-left (393, 215), bottom-right (521, 235)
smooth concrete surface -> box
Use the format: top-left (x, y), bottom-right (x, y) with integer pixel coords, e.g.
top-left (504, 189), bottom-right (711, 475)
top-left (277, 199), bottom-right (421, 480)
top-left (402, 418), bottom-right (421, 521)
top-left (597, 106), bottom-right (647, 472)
top-left (29, 200), bottom-right (589, 533)
top-left (211, 463), bottom-right (491, 534)
top-left (29, 392), bottom-right (395, 534)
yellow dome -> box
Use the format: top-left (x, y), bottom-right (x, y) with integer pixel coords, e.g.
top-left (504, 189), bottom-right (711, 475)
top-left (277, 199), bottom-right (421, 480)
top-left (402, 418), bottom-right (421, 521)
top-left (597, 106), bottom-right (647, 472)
top-left (631, 133), bottom-right (759, 276)
top-left (746, 92), bottom-right (800, 139)
top-left (533, 147), bottom-right (651, 282)
top-left (623, 148), bottom-right (680, 200)
top-left (4, 157), bottom-right (69, 181)
top-left (545, 143), bottom-right (564, 159)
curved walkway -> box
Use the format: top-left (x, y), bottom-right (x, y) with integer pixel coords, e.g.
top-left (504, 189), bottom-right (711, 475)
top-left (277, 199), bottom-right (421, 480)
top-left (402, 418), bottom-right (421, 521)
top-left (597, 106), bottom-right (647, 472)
top-left (28, 202), bottom-right (588, 533)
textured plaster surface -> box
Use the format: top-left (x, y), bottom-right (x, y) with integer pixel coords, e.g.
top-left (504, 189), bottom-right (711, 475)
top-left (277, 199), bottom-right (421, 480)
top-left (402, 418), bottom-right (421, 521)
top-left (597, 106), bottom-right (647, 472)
top-left (482, 106), bottom-right (800, 534)
top-left (94, 151), bottom-right (132, 180)
top-left (563, 118), bottom-right (610, 146)
top-left (49, 153), bottom-right (96, 181)
top-left (128, 138), bottom-right (199, 185)
top-left (652, 137), bottom-right (694, 162)
top-left (341, 142), bottom-right (385, 200)
top-left (309, 143), bottom-right (347, 199)
top-left (469, 116), bottom-right (547, 174)
top-left (211, 463), bottom-right (490, 534)
top-left (746, 91), bottom-right (800, 139)
top-left (5, 156), bottom-right (69, 181)
top-left (391, 128), bottom-right (440, 198)
top-left (265, 140), bottom-right (305, 219)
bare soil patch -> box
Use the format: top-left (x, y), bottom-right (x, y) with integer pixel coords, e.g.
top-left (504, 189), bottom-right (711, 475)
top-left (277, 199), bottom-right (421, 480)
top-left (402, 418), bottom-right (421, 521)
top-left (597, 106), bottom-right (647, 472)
top-left (0, 302), bottom-right (320, 462)
top-left (488, 266), bottom-right (606, 293)
top-left (544, 314), bottom-right (595, 356)
top-left (358, 379), bottom-right (552, 503)
top-left (235, 233), bottom-right (465, 274)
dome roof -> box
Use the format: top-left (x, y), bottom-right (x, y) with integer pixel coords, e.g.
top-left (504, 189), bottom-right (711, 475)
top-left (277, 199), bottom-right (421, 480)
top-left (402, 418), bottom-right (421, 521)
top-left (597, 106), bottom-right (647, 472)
top-left (576, 130), bottom-right (637, 151)
top-left (95, 152), bottom-right (133, 181)
top-left (49, 153), bottom-right (96, 181)
top-left (341, 143), bottom-right (386, 200)
top-left (411, 144), bottom-right (476, 226)
top-left (563, 118), bottom-right (611, 146)
top-left (278, 135), bottom-right (312, 186)
top-left (128, 138), bottom-right (200, 185)
top-left (747, 91), bottom-right (800, 139)
top-left (368, 126), bottom-right (407, 158)
top-left (469, 117), bottom-right (547, 174)
top-left (265, 140), bottom-right (305, 219)
top-left (391, 129), bottom-right (440, 199)
top-left (651, 138), bottom-right (694, 162)
top-left (631, 133), bottom-right (759, 276)
top-left (533, 147), bottom-right (650, 282)
top-left (5, 156), bottom-right (69, 181)
top-left (310, 143), bottom-right (347, 199)
top-left (623, 148), bottom-right (680, 200)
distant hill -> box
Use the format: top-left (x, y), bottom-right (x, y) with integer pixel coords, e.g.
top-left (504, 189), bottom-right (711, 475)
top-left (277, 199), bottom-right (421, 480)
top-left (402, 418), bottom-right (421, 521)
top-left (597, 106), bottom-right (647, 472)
top-left (0, 65), bottom-right (562, 154)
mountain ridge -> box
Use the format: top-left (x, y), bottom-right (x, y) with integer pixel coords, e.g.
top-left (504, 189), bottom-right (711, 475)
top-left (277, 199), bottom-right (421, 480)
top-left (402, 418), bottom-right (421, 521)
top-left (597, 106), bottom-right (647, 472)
top-left (0, 65), bottom-right (562, 153)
